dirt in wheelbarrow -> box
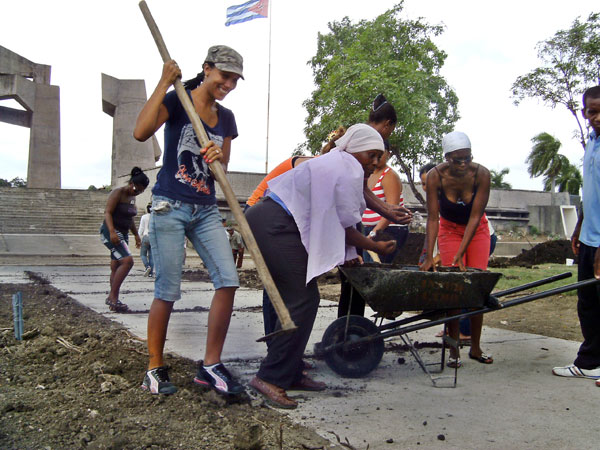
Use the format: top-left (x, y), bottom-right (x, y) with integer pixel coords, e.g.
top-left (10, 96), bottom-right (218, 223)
top-left (0, 275), bottom-right (334, 450)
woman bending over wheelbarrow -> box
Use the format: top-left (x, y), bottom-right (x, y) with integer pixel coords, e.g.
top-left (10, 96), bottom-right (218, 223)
top-left (420, 131), bottom-right (493, 368)
top-left (245, 124), bottom-right (397, 409)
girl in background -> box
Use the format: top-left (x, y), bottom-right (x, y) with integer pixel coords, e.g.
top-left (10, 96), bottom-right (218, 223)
top-left (362, 94), bottom-right (407, 263)
top-left (100, 167), bottom-right (149, 312)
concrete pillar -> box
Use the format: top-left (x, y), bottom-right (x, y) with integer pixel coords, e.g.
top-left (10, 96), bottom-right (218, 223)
top-left (102, 74), bottom-right (161, 187)
top-left (0, 46), bottom-right (61, 189)
top-left (27, 83), bottom-right (61, 188)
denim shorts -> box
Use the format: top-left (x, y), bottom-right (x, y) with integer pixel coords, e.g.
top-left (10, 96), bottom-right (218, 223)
top-left (149, 195), bottom-right (239, 301)
top-left (99, 223), bottom-right (131, 260)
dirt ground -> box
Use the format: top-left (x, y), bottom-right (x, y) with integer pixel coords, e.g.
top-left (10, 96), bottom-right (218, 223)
top-left (0, 275), bottom-right (333, 450)
top-left (0, 237), bottom-right (583, 449)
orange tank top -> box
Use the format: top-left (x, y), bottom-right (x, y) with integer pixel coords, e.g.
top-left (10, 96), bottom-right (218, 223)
top-left (246, 158), bottom-right (294, 206)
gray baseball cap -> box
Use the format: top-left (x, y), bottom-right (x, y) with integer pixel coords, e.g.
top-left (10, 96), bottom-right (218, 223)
top-left (205, 45), bottom-right (244, 79)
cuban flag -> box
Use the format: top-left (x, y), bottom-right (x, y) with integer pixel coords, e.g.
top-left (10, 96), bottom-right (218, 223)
top-left (225, 0), bottom-right (268, 26)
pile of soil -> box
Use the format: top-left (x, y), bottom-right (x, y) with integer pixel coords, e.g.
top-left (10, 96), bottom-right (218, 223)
top-left (0, 275), bottom-right (332, 450)
top-left (490, 239), bottom-right (575, 268)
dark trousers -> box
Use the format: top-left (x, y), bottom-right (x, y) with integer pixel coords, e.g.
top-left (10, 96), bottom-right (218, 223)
top-left (262, 288), bottom-right (278, 341)
top-left (245, 198), bottom-right (320, 388)
top-left (574, 243), bottom-right (600, 369)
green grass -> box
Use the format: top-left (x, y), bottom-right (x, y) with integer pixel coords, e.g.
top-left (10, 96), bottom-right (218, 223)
top-left (489, 264), bottom-right (578, 297)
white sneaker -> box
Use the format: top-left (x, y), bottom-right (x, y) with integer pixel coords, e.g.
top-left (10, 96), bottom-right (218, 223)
top-left (552, 364), bottom-right (600, 379)
top-left (144, 267), bottom-right (152, 277)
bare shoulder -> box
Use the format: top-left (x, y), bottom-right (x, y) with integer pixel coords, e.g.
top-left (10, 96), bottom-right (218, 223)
top-left (432, 163), bottom-right (448, 179)
top-left (107, 187), bottom-right (123, 201)
top-left (475, 163), bottom-right (491, 179)
top-left (384, 166), bottom-right (401, 182)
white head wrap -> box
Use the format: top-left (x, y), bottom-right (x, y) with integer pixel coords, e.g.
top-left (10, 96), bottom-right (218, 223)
top-left (442, 131), bottom-right (471, 156)
top-left (334, 123), bottom-right (384, 154)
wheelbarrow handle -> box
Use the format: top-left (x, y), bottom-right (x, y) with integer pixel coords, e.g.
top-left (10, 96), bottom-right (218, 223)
top-left (493, 271), bottom-right (572, 298)
top-left (500, 277), bottom-right (598, 309)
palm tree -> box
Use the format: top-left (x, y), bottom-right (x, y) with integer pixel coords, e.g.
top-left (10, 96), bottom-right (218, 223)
top-left (527, 132), bottom-right (569, 191)
top-left (543, 162), bottom-right (582, 195)
top-left (490, 168), bottom-right (512, 189)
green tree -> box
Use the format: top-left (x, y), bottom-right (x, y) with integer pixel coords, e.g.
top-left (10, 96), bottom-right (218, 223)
top-left (512, 13), bottom-right (600, 150)
top-left (0, 178), bottom-right (10, 187)
top-left (543, 162), bottom-right (582, 195)
top-left (301, 2), bottom-right (459, 203)
top-left (527, 132), bottom-right (569, 192)
top-left (490, 168), bottom-right (512, 190)
top-left (9, 177), bottom-right (26, 187)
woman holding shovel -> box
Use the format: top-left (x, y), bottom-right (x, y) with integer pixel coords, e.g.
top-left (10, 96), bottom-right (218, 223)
top-left (245, 124), bottom-right (397, 408)
top-left (134, 45), bottom-right (244, 396)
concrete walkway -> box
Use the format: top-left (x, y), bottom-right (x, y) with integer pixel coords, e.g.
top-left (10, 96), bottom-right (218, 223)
top-left (1, 264), bottom-right (599, 449)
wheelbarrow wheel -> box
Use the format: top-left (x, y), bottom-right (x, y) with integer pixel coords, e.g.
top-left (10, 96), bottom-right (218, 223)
top-left (321, 315), bottom-right (384, 378)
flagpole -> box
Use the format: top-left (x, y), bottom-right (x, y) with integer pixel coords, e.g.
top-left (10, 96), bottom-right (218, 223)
top-left (264, 0), bottom-right (272, 174)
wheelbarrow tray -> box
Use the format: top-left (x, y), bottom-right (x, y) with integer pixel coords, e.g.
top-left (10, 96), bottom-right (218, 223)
top-left (339, 264), bottom-right (501, 313)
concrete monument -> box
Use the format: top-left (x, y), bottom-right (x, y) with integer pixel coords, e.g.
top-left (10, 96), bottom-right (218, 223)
top-left (0, 46), bottom-right (61, 188)
top-left (102, 73), bottom-right (160, 187)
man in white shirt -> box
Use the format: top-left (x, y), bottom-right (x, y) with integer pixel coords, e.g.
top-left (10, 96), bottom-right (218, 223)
top-left (139, 204), bottom-right (153, 277)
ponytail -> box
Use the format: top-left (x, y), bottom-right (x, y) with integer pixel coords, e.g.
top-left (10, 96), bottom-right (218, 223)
top-left (130, 167), bottom-right (149, 188)
top-left (183, 62), bottom-right (216, 90)
top-left (369, 93), bottom-right (397, 125)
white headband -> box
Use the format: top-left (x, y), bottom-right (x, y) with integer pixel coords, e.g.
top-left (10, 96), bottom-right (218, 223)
top-left (442, 131), bottom-right (471, 156)
top-left (334, 123), bottom-right (384, 154)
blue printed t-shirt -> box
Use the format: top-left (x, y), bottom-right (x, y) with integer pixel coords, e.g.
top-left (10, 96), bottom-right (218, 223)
top-left (580, 130), bottom-right (600, 247)
top-left (152, 89), bottom-right (238, 205)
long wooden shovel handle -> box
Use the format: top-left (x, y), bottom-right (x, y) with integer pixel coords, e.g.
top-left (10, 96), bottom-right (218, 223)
top-left (138, 1), bottom-right (296, 333)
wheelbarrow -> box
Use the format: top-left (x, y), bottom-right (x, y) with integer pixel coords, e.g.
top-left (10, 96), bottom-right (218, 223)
top-left (316, 264), bottom-right (599, 387)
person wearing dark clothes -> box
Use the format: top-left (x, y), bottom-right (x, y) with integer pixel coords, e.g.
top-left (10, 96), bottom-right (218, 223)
top-left (553, 85), bottom-right (600, 383)
top-left (100, 167), bottom-right (149, 312)
top-left (246, 124), bottom-right (396, 409)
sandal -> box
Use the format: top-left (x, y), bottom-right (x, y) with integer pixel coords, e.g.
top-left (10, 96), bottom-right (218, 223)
top-left (468, 352), bottom-right (493, 364)
top-left (105, 298), bottom-right (130, 313)
top-left (446, 357), bottom-right (462, 369)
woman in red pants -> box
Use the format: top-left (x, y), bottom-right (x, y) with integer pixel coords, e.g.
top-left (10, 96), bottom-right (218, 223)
top-left (420, 131), bottom-right (492, 368)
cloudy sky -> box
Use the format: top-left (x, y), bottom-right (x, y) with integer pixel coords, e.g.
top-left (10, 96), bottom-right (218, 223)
top-left (1, 0), bottom-right (598, 190)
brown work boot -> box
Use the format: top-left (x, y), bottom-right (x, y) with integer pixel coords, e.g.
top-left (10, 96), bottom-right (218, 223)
top-left (289, 375), bottom-right (326, 391)
top-left (249, 376), bottom-right (298, 409)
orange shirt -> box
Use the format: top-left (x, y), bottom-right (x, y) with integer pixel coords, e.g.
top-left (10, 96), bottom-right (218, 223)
top-left (246, 158), bottom-right (294, 206)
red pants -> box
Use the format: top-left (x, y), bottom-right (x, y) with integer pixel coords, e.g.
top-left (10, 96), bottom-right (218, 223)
top-left (438, 216), bottom-right (490, 270)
